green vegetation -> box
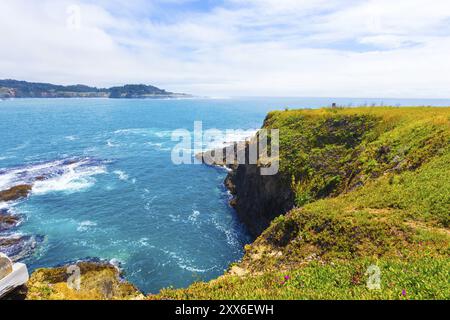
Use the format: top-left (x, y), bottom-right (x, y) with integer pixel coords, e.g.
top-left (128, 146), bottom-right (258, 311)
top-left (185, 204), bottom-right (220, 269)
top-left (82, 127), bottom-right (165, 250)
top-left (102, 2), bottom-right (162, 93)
top-left (156, 107), bottom-right (450, 300)
top-left (109, 84), bottom-right (168, 98)
top-left (0, 79), bottom-right (189, 99)
top-left (158, 258), bottom-right (449, 300)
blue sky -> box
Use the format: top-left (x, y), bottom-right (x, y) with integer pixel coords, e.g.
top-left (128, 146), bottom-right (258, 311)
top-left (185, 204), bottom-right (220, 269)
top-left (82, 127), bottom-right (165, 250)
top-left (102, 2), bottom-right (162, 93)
top-left (1, 0), bottom-right (450, 97)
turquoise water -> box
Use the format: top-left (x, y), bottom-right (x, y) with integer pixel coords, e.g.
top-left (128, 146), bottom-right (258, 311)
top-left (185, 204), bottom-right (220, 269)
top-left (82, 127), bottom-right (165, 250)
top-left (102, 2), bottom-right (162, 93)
top-left (1, 97), bottom-right (449, 293)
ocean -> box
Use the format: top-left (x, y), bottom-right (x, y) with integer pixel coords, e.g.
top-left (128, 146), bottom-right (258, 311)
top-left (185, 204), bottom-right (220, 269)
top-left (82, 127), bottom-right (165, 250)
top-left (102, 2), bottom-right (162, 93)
top-left (1, 97), bottom-right (449, 293)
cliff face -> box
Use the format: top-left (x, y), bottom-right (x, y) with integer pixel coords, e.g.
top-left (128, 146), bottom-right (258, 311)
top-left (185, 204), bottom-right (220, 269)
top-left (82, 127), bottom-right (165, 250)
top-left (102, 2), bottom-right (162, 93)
top-left (199, 140), bottom-right (295, 237)
top-left (223, 107), bottom-right (450, 239)
top-left (225, 164), bottom-right (294, 237)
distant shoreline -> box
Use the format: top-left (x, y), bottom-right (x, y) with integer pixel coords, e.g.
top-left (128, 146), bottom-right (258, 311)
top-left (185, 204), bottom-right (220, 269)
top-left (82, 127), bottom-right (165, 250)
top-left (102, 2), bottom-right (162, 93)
top-left (0, 79), bottom-right (193, 99)
top-left (1, 96), bottom-right (197, 100)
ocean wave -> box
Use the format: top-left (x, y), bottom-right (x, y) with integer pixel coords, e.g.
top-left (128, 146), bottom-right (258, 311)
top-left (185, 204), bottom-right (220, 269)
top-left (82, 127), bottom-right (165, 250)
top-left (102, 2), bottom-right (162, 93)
top-left (32, 162), bottom-right (106, 195)
top-left (114, 128), bottom-right (172, 139)
top-left (0, 157), bottom-right (107, 195)
top-left (204, 129), bottom-right (258, 151)
top-left (0, 201), bottom-right (15, 211)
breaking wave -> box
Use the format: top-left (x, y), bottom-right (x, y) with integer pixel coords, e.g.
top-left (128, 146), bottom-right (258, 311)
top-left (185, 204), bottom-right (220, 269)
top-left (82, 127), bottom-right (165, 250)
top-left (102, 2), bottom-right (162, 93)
top-left (0, 157), bottom-right (107, 195)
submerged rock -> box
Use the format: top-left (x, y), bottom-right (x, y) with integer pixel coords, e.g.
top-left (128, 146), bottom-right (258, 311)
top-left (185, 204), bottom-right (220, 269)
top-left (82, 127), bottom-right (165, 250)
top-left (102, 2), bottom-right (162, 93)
top-left (0, 234), bottom-right (43, 262)
top-left (0, 211), bottom-right (20, 231)
top-left (26, 261), bottom-right (144, 300)
top-left (0, 185), bottom-right (32, 202)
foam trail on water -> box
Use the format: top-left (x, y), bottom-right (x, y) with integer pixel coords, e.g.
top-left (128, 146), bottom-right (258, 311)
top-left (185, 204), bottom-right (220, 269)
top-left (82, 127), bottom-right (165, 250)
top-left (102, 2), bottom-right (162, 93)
top-left (32, 163), bottom-right (106, 195)
top-left (0, 158), bottom-right (107, 195)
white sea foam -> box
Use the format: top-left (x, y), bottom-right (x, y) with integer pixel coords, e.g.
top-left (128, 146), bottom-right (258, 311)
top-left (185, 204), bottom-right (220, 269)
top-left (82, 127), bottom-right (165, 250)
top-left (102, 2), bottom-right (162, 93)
top-left (138, 237), bottom-right (150, 247)
top-left (33, 163), bottom-right (106, 195)
top-left (113, 170), bottom-right (129, 181)
top-left (65, 135), bottom-right (78, 141)
top-left (114, 128), bottom-right (146, 135)
top-left (154, 131), bottom-right (172, 138)
top-left (146, 142), bottom-right (163, 148)
top-left (107, 139), bottom-right (120, 147)
top-left (0, 201), bottom-right (16, 211)
top-left (0, 158), bottom-right (107, 195)
top-left (77, 220), bottom-right (98, 232)
top-left (161, 248), bottom-right (216, 273)
top-left (109, 258), bottom-right (123, 269)
top-left (114, 128), bottom-right (172, 139)
top-left (0, 159), bottom-right (64, 190)
top-left (203, 129), bottom-right (258, 151)
top-left (188, 210), bottom-right (200, 222)
top-left (212, 219), bottom-right (239, 248)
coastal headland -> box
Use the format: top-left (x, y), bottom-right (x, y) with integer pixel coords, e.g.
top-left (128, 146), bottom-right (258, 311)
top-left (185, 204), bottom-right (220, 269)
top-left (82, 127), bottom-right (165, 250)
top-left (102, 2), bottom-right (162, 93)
top-left (1, 106), bottom-right (449, 300)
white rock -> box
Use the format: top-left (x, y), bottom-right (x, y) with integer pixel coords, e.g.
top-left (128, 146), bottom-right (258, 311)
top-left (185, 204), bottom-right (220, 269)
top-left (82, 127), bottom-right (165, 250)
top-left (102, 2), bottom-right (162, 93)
top-left (0, 253), bottom-right (13, 280)
top-left (0, 262), bottom-right (29, 298)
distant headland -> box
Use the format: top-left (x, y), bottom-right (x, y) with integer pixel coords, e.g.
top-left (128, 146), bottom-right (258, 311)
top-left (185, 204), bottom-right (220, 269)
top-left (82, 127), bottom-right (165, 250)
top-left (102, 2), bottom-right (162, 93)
top-left (0, 79), bottom-right (193, 99)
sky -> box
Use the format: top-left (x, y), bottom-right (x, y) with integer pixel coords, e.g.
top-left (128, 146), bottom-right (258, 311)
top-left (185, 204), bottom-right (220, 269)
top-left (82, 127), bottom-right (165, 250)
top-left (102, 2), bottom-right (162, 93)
top-left (1, 0), bottom-right (450, 97)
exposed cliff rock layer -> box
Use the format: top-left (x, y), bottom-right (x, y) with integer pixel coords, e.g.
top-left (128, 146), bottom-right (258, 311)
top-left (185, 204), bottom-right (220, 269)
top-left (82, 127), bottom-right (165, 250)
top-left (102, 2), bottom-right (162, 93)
top-left (225, 165), bottom-right (294, 237)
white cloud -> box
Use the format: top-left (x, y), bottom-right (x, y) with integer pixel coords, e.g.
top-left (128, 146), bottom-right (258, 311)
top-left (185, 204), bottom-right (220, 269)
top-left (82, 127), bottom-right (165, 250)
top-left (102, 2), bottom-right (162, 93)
top-left (0, 0), bottom-right (449, 97)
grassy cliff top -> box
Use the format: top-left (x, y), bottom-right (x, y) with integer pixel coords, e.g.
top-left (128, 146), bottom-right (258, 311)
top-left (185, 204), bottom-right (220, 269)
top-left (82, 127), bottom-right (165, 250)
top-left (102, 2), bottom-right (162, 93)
top-left (156, 107), bottom-right (450, 300)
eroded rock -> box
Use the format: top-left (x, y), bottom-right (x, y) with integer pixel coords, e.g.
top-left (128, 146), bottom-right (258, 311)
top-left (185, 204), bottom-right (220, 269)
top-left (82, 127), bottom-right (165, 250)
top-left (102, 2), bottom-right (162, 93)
top-left (0, 210), bottom-right (20, 231)
top-left (26, 261), bottom-right (144, 300)
top-left (0, 185), bottom-right (32, 202)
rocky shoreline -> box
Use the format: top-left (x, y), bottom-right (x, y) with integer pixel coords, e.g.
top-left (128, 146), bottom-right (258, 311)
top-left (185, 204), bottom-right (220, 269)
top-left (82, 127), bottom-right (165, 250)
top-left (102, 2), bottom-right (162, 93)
top-left (0, 158), bottom-right (143, 300)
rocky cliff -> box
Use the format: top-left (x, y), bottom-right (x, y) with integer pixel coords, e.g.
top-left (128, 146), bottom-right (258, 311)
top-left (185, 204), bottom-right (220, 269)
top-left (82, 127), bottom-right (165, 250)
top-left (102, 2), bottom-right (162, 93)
top-left (159, 107), bottom-right (450, 300)
top-left (225, 164), bottom-right (294, 237)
